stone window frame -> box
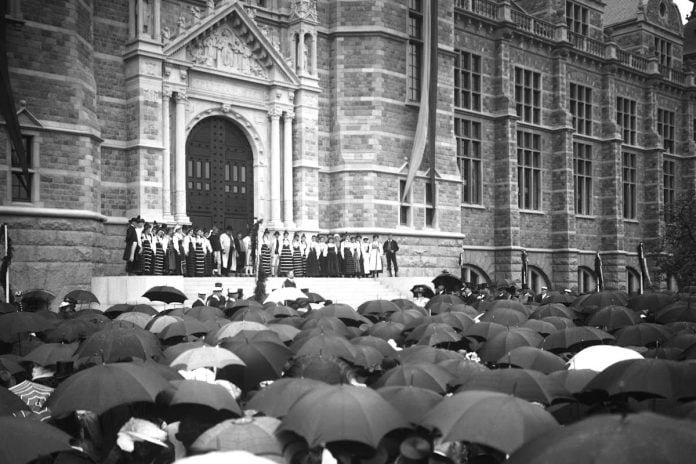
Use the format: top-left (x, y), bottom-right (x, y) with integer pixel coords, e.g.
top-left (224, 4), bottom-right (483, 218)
top-left (516, 130), bottom-right (542, 211)
top-left (527, 265), bottom-right (551, 294)
top-left (514, 67), bottom-right (541, 125)
top-left (565, 0), bottom-right (588, 36)
top-left (616, 97), bottom-right (637, 146)
top-left (657, 108), bottom-right (675, 154)
top-left (406, 0), bottom-right (424, 103)
top-left (454, 50), bottom-right (482, 112)
top-left (663, 156), bottom-right (676, 212)
top-left (5, 132), bottom-right (40, 205)
top-left (459, 264), bottom-right (490, 288)
top-left (399, 179), bottom-right (412, 227)
top-left (569, 82), bottom-right (592, 136)
top-left (654, 36), bottom-right (672, 68)
top-left (455, 116), bottom-right (482, 205)
top-left (573, 141), bottom-right (593, 216)
top-left (577, 266), bottom-right (595, 294)
top-left (622, 151), bottom-right (637, 220)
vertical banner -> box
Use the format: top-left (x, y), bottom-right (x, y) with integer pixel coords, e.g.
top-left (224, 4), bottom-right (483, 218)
top-left (520, 249), bottom-right (528, 289)
top-left (638, 242), bottom-right (652, 294)
top-left (1, 224), bottom-right (10, 303)
top-left (594, 251), bottom-right (604, 292)
top-left (428, 0), bottom-right (438, 209)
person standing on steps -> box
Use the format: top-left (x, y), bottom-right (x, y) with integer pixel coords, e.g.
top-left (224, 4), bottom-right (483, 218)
top-left (383, 234), bottom-right (399, 277)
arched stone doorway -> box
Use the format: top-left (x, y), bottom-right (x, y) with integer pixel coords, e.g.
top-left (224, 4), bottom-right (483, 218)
top-left (186, 116), bottom-right (254, 232)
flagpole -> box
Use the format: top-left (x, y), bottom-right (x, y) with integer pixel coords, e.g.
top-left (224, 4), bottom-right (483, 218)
top-left (428, 0), bottom-right (438, 210)
top-left (3, 224), bottom-right (8, 304)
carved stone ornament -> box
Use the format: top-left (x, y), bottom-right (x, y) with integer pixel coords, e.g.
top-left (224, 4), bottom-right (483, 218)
top-left (186, 26), bottom-right (269, 79)
top-left (290, 0), bottom-right (318, 22)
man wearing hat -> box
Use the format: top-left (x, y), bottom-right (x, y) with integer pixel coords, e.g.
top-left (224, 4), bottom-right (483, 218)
top-left (206, 283), bottom-right (226, 309)
top-left (58, 297), bottom-right (77, 313)
top-left (123, 216), bottom-right (142, 275)
top-left (535, 286), bottom-right (550, 304)
top-left (192, 292), bottom-right (207, 307)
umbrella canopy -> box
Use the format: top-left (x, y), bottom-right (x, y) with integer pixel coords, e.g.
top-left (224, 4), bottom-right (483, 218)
top-left (266, 323), bottom-right (300, 343)
top-left (43, 318), bottom-right (99, 343)
top-left (391, 298), bottom-right (422, 310)
top-left (22, 342), bottom-right (78, 367)
top-left (388, 309), bottom-right (427, 328)
top-left (169, 345), bottom-right (246, 370)
top-left (521, 319), bottom-right (558, 336)
top-left (655, 300), bottom-right (696, 324)
top-left (629, 291), bottom-right (677, 313)
top-left (614, 323), bottom-right (672, 347)
top-left (191, 416), bottom-right (282, 456)
top-left (530, 304), bottom-right (578, 320)
top-left (369, 321), bottom-right (405, 341)
top-left (496, 346), bottom-right (566, 374)
top-left (398, 345), bottom-right (463, 365)
top-left (46, 362), bottom-right (171, 418)
top-left (407, 322), bottom-right (462, 347)
top-left (479, 307), bottom-right (528, 327)
top-left (142, 285), bottom-right (187, 303)
top-left (174, 451), bottom-right (278, 464)
top-left (0, 311), bottom-right (56, 342)
top-left (410, 285), bottom-right (435, 299)
top-left (263, 303), bottom-right (300, 319)
top-left (131, 304), bottom-right (158, 316)
top-left (146, 315), bottom-right (183, 334)
top-left (455, 368), bottom-right (571, 405)
top-left (301, 316), bottom-right (351, 338)
top-left (64, 289), bottom-right (99, 305)
top-left (278, 384), bottom-right (409, 448)
top-left (246, 378), bottom-right (327, 418)
top-left (541, 316), bottom-right (576, 330)
top-left (290, 333), bottom-right (356, 362)
top-left (566, 345), bottom-right (644, 372)
top-left (75, 327), bottom-right (161, 364)
top-left (212, 321), bottom-right (268, 344)
top-left (422, 390), bottom-right (559, 455)
top-left (586, 305), bottom-right (641, 332)
top-left (583, 358), bottom-right (696, 401)
top-left (547, 369), bottom-right (597, 394)
top-left (426, 294), bottom-right (465, 309)
top-left (0, 416), bottom-right (73, 464)
top-left (185, 305), bottom-right (225, 321)
top-left (115, 311), bottom-right (152, 329)
top-left (432, 272), bottom-right (463, 293)
top-left (159, 379), bottom-right (241, 416)
top-left (158, 318), bottom-right (209, 341)
top-left (541, 327), bottom-right (615, 353)
top-left (351, 336), bottom-right (399, 359)
top-left (477, 328), bottom-right (543, 363)
top-left (376, 385), bottom-right (442, 426)
top-left (104, 303), bottom-right (135, 318)
top-left (0, 302), bottom-right (17, 314)
top-left (264, 287), bottom-right (308, 304)
top-left (574, 290), bottom-right (628, 315)
top-left (307, 304), bottom-right (370, 327)
top-left (21, 289), bottom-right (56, 304)
top-left (357, 299), bottom-right (401, 317)
top-left (350, 345), bottom-right (384, 369)
top-left (0, 386), bottom-right (30, 416)
top-left (220, 331), bottom-right (293, 389)
top-left (507, 412), bottom-right (696, 464)
top-left (374, 362), bottom-right (452, 393)
top-left (463, 321), bottom-right (507, 341)
top-left (437, 358), bottom-right (488, 384)
top-left (431, 312), bottom-right (475, 332)
top-left (545, 291), bottom-right (577, 306)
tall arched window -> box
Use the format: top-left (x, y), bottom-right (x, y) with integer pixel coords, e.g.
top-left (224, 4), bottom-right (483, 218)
top-left (578, 266), bottom-right (595, 294)
top-left (626, 267), bottom-right (641, 294)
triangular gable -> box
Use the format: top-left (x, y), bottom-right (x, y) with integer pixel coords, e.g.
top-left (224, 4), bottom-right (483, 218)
top-left (164, 1), bottom-right (300, 86)
top-left (17, 105), bottom-right (43, 129)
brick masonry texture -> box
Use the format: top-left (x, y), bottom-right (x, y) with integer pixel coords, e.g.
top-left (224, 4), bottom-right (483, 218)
top-left (4, 0), bottom-right (696, 296)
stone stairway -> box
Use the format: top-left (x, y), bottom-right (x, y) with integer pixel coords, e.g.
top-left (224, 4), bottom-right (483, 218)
top-left (182, 276), bottom-right (409, 309)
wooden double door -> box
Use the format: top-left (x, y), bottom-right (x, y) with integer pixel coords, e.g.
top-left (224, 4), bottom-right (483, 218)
top-left (186, 117), bottom-right (253, 233)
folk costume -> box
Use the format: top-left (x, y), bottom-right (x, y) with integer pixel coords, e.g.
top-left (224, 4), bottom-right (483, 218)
top-left (326, 240), bottom-right (340, 277)
top-left (140, 228), bottom-right (154, 275)
top-left (368, 237), bottom-right (383, 277)
top-left (341, 239), bottom-right (355, 276)
top-left (279, 233), bottom-right (294, 277)
top-left (259, 232), bottom-right (272, 278)
top-left (306, 237), bottom-right (319, 277)
top-left (292, 236), bottom-right (304, 277)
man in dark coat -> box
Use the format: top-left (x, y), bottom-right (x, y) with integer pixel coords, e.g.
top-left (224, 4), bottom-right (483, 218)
top-left (206, 283), bottom-right (226, 309)
top-left (382, 234), bottom-right (400, 277)
top-left (123, 216), bottom-right (141, 275)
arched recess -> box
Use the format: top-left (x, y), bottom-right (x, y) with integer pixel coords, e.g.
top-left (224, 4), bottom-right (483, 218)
top-left (460, 264), bottom-right (492, 289)
top-left (626, 266), bottom-right (641, 295)
top-left (527, 265), bottom-right (551, 294)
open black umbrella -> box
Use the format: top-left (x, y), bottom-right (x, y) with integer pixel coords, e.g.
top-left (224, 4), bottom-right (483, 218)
top-left (432, 271), bottom-right (463, 293)
top-left (143, 285), bottom-right (187, 304)
top-left (20, 289), bottom-right (56, 304)
top-left (410, 285), bottom-right (435, 299)
top-left (0, 417), bottom-right (73, 463)
top-left (64, 289), bottom-right (99, 305)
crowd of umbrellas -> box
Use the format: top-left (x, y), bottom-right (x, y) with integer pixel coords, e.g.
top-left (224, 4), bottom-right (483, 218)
top-left (2, 283), bottom-right (696, 463)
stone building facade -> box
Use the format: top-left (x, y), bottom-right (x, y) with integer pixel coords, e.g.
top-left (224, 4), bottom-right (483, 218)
top-left (1, 0), bottom-right (695, 297)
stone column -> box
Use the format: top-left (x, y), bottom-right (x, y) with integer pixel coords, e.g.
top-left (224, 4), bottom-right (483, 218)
top-left (283, 111), bottom-right (295, 227)
top-left (128, 0), bottom-right (136, 38)
top-left (269, 107), bottom-right (282, 227)
top-left (174, 91), bottom-right (188, 222)
top-left (153, 0), bottom-right (161, 41)
top-left (137, 0), bottom-right (145, 37)
top-left (162, 88), bottom-right (172, 219)
top-left (298, 32), bottom-right (305, 74)
top-left (311, 34), bottom-right (317, 76)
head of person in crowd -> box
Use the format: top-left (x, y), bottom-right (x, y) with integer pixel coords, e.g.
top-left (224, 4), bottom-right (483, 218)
top-left (301, 233), bottom-right (307, 243)
top-left (293, 232), bottom-right (299, 241)
top-left (143, 223), bottom-right (152, 235)
top-left (373, 234), bottom-right (379, 241)
top-left (328, 236), bottom-right (335, 244)
top-left (284, 230), bottom-right (289, 238)
top-left (236, 231), bottom-right (242, 240)
top-left (59, 296), bottom-right (77, 313)
top-left (350, 235), bottom-right (357, 244)
top-left (263, 229), bottom-right (270, 239)
top-left (196, 227), bottom-right (204, 238)
top-left (136, 216), bottom-right (145, 229)
top-left (225, 225), bottom-right (233, 235)
top-left (156, 226), bottom-right (165, 238)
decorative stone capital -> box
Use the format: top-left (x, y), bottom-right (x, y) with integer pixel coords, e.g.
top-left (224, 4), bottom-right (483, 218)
top-left (291, 0), bottom-right (318, 22)
top-left (268, 107), bottom-right (283, 119)
top-left (174, 91), bottom-right (188, 103)
top-left (284, 111), bottom-right (295, 121)
top-left (162, 86), bottom-right (173, 98)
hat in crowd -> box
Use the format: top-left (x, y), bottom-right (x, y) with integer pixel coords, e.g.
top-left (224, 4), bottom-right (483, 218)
top-left (198, 292), bottom-right (206, 298)
top-left (116, 417), bottom-right (168, 453)
top-left (136, 216), bottom-right (145, 224)
top-left (273, 231), bottom-right (280, 236)
top-left (227, 290), bottom-right (237, 297)
top-left (58, 297), bottom-right (77, 309)
top-left (213, 283), bottom-right (223, 293)
top-left (541, 286), bottom-right (548, 291)
top-left (398, 436), bottom-right (432, 464)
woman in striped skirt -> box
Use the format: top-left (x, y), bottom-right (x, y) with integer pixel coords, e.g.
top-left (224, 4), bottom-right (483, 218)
top-left (152, 226), bottom-right (167, 275)
top-left (259, 229), bottom-right (272, 278)
top-left (194, 228), bottom-right (208, 277)
top-left (279, 231), bottom-right (294, 277)
top-left (140, 223), bottom-right (154, 275)
top-left (300, 234), bottom-right (309, 277)
top-left (184, 228), bottom-right (196, 277)
top-left (292, 233), bottom-right (304, 277)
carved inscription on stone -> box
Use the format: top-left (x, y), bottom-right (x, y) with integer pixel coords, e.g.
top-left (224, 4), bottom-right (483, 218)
top-left (186, 26), bottom-right (268, 79)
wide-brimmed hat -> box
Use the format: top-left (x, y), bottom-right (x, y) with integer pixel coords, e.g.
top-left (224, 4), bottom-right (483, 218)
top-left (116, 418), bottom-right (168, 452)
top-left (212, 283), bottom-right (223, 292)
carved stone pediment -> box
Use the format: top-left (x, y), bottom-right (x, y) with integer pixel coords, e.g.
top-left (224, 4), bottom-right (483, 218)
top-left (186, 25), bottom-right (269, 79)
top-left (164, 1), bottom-right (300, 86)
top-left (290, 0), bottom-right (318, 23)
